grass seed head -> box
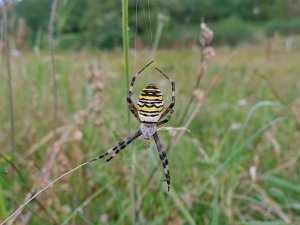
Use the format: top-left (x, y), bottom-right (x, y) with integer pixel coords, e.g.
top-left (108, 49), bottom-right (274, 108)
top-left (203, 47), bottom-right (216, 62)
top-left (200, 22), bottom-right (214, 46)
top-left (192, 89), bottom-right (205, 102)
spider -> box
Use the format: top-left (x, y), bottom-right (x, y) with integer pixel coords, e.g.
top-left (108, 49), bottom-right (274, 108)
top-left (89, 61), bottom-right (175, 191)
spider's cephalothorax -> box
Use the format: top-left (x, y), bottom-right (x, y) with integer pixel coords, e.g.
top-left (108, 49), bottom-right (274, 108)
top-left (91, 61), bottom-right (175, 192)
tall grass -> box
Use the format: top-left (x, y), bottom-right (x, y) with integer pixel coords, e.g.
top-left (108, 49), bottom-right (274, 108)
top-left (122, 0), bottom-right (137, 224)
top-left (1, 4), bottom-right (300, 224)
top-left (2, 0), bottom-right (16, 206)
top-left (122, 0), bottom-right (130, 132)
top-left (1, 43), bottom-right (300, 224)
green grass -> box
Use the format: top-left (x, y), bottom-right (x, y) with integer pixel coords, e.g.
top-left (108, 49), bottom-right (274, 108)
top-left (0, 39), bottom-right (300, 224)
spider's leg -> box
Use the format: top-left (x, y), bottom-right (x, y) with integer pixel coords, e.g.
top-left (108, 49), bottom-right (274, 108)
top-left (154, 67), bottom-right (175, 121)
top-left (127, 61), bottom-right (154, 122)
top-left (153, 132), bottom-right (171, 192)
top-left (127, 97), bottom-right (140, 122)
top-left (157, 109), bottom-right (174, 127)
top-left (89, 129), bottom-right (142, 163)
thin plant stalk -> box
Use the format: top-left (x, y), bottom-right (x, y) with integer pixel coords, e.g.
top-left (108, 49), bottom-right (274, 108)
top-left (61, 179), bottom-right (117, 225)
top-left (177, 48), bottom-right (204, 126)
top-left (170, 52), bottom-right (235, 152)
top-left (177, 20), bottom-right (214, 126)
top-left (122, 0), bottom-right (131, 133)
top-left (122, 0), bottom-right (135, 223)
top-left (0, 162), bottom-right (88, 225)
top-left (3, 0), bottom-right (16, 201)
top-left (0, 13), bottom-right (5, 74)
top-left (0, 155), bottom-right (59, 224)
top-left (1, 148), bottom-right (124, 225)
top-left (39, 0), bottom-right (58, 185)
top-left (49, 0), bottom-right (58, 142)
top-left (17, 3), bottom-right (62, 222)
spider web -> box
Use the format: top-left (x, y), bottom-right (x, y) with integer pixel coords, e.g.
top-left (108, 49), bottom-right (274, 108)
top-left (132, 1), bottom-right (191, 191)
top-left (133, 0), bottom-right (153, 72)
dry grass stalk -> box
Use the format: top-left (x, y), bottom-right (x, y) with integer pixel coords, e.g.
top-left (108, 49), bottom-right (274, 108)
top-left (60, 182), bottom-right (117, 225)
top-left (253, 183), bottom-right (291, 223)
top-left (16, 18), bottom-right (26, 50)
top-left (167, 207), bottom-right (182, 225)
top-left (0, 156), bottom-right (59, 224)
top-left (25, 126), bottom-right (71, 157)
top-left (3, 61), bottom-right (107, 224)
top-left (74, 60), bottom-right (105, 130)
top-left (2, 0), bottom-right (16, 203)
top-left (265, 131), bottom-right (281, 157)
top-left (170, 52), bottom-right (235, 152)
top-left (178, 21), bottom-right (215, 125)
top-left (48, 0), bottom-right (58, 144)
top-left (255, 68), bottom-right (300, 132)
top-left (1, 162), bottom-right (88, 225)
top-left (26, 5), bottom-right (61, 223)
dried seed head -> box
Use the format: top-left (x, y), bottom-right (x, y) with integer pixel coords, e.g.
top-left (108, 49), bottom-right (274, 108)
top-left (198, 62), bottom-right (208, 77)
top-left (182, 191), bottom-right (193, 209)
top-left (73, 130), bottom-right (83, 141)
top-left (249, 165), bottom-right (257, 182)
top-left (200, 22), bottom-right (214, 46)
top-left (93, 103), bottom-right (103, 113)
top-left (237, 98), bottom-right (248, 106)
top-left (192, 89), bottom-right (205, 102)
top-left (61, 183), bottom-right (71, 192)
top-left (92, 81), bottom-right (105, 92)
top-left (95, 118), bottom-right (104, 128)
top-left (58, 152), bottom-right (68, 169)
top-left (78, 110), bottom-right (88, 120)
top-left (203, 47), bottom-right (216, 62)
top-left (87, 103), bottom-right (94, 112)
top-left (100, 214), bottom-right (108, 224)
top-left (93, 70), bottom-right (103, 79)
top-left (230, 122), bottom-right (242, 130)
top-left (265, 131), bottom-right (281, 156)
top-left (74, 114), bottom-right (84, 128)
top-left (158, 13), bottom-right (170, 23)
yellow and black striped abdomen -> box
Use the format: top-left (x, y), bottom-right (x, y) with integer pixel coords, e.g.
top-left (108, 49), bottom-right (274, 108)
top-left (137, 84), bottom-right (164, 123)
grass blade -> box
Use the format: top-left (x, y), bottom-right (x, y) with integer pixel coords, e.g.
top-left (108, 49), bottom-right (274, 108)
top-left (258, 174), bottom-right (300, 194)
top-left (169, 189), bottom-right (196, 225)
top-left (211, 184), bottom-right (220, 225)
top-left (198, 117), bottom-right (283, 197)
top-left (242, 222), bottom-right (295, 225)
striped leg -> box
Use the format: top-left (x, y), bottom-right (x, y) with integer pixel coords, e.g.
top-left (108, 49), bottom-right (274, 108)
top-left (153, 132), bottom-right (171, 192)
top-left (127, 61), bottom-right (154, 121)
top-left (157, 109), bottom-right (174, 127)
top-left (127, 97), bottom-right (140, 122)
top-left (154, 67), bottom-right (175, 121)
top-left (89, 129), bottom-right (142, 163)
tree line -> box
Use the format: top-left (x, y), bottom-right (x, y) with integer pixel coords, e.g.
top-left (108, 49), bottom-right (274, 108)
top-left (3, 0), bottom-right (300, 49)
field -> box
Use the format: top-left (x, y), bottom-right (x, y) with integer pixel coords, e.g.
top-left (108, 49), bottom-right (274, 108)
top-left (1, 38), bottom-right (300, 224)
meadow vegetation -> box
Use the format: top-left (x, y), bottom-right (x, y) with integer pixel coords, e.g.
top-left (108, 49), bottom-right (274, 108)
top-left (1, 0), bottom-right (300, 224)
top-left (1, 38), bottom-right (300, 224)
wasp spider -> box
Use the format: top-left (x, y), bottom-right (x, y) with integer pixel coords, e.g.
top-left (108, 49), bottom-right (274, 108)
top-left (90, 61), bottom-right (175, 191)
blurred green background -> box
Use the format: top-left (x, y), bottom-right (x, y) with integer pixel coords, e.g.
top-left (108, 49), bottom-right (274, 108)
top-left (8, 0), bottom-right (300, 49)
top-left (1, 0), bottom-right (300, 225)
